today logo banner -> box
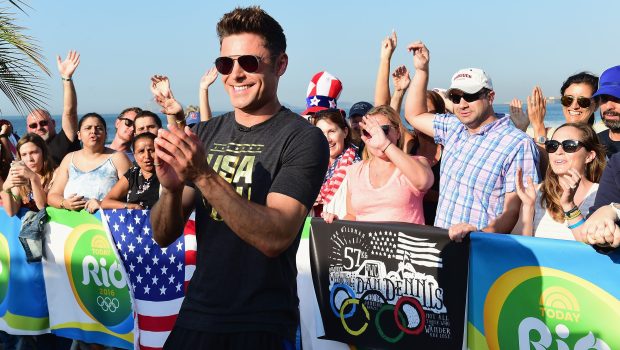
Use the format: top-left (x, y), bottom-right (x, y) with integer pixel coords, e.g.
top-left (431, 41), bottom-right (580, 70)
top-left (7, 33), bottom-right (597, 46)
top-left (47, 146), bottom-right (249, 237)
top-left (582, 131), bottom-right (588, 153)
top-left (468, 233), bottom-right (620, 350)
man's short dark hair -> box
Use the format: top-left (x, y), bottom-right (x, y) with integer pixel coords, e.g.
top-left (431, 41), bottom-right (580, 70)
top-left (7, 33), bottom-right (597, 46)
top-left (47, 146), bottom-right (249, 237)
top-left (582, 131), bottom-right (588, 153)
top-left (135, 110), bottom-right (162, 128)
top-left (118, 107), bottom-right (143, 119)
top-left (216, 6), bottom-right (286, 56)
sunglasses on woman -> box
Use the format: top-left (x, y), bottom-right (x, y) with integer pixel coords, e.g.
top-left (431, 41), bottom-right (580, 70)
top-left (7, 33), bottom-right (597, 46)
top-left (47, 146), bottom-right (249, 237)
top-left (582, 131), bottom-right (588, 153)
top-left (118, 117), bottom-right (134, 127)
top-left (215, 55), bottom-right (268, 75)
top-left (447, 90), bottom-right (487, 104)
top-left (544, 139), bottom-right (586, 153)
top-left (28, 120), bottom-right (49, 129)
top-left (560, 95), bottom-right (592, 108)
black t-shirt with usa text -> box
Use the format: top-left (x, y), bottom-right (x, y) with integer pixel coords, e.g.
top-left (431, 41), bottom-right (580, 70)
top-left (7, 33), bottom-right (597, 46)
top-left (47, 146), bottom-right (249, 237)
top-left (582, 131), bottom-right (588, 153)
top-left (175, 107), bottom-right (329, 340)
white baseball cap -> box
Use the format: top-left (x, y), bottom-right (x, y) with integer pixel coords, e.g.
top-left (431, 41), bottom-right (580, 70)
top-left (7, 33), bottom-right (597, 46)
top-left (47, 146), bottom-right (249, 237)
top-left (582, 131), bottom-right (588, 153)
top-left (447, 68), bottom-right (493, 94)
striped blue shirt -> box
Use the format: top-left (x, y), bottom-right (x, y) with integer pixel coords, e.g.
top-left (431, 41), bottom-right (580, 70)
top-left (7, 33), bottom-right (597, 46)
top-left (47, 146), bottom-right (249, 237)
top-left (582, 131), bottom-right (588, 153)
top-left (433, 113), bottom-right (539, 229)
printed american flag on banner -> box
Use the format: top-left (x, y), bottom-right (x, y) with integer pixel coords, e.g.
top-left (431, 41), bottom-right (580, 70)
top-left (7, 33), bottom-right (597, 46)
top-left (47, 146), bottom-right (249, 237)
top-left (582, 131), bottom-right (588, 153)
top-left (102, 209), bottom-right (197, 350)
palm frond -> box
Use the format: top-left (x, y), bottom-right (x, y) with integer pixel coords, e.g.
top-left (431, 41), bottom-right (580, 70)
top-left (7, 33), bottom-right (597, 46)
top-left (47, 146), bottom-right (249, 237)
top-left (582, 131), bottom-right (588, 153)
top-left (0, 2), bottom-right (49, 115)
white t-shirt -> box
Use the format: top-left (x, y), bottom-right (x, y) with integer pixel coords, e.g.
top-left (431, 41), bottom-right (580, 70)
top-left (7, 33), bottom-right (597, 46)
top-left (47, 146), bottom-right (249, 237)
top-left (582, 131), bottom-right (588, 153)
top-left (513, 183), bottom-right (599, 240)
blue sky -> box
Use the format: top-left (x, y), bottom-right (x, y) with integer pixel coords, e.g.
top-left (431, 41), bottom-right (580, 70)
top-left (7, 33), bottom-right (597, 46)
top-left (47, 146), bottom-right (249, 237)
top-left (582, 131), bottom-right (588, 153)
top-left (2, 0), bottom-right (619, 116)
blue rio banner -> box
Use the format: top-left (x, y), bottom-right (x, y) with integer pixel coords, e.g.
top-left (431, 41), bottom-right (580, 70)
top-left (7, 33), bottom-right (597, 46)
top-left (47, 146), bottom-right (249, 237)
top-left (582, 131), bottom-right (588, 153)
top-left (468, 233), bottom-right (620, 350)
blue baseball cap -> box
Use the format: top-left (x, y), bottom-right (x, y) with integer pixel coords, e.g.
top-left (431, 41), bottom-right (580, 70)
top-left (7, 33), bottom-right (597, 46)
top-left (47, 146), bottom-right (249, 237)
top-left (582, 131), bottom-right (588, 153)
top-left (185, 111), bottom-right (200, 126)
top-left (592, 65), bottom-right (620, 99)
top-left (348, 101), bottom-right (373, 118)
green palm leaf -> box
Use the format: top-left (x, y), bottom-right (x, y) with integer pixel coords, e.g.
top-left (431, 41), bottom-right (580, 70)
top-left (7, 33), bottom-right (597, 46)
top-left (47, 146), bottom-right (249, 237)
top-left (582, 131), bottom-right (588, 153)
top-left (0, 1), bottom-right (49, 116)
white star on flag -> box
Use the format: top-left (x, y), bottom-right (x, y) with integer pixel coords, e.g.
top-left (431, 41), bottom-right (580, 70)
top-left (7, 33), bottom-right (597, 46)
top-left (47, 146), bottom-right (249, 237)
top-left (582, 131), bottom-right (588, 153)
top-left (329, 99), bottom-right (336, 108)
top-left (144, 285), bottom-right (150, 294)
top-left (128, 243), bottom-right (135, 253)
top-left (134, 215), bottom-right (141, 224)
top-left (310, 96), bottom-right (320, 106)
top-left (152, 276), bottom-right (159, 285)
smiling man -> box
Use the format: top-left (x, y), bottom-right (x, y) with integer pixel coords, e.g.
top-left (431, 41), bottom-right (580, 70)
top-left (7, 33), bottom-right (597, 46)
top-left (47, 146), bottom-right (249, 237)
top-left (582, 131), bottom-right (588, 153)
top-left (404, 41), bottom-right (539, 241)
top-left (151, 6), bottom-right (329, 350)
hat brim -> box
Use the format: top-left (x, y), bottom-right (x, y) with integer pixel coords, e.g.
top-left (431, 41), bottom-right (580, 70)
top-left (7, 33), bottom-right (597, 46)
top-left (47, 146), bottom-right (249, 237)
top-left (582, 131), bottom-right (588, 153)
top-left (446, 86), bottom-right (482, 95)
top-left (593, 86), bottom-right (620, 100)
top-left (301, 106), bottom-right (328, 116)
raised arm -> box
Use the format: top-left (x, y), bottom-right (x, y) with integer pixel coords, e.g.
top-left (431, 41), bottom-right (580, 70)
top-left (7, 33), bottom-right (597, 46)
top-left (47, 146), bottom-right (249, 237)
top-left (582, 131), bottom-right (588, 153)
top-left (390, 65), bottom-right (411, 114)
top-left (404, 41), bottom-right (435, 137)
top-left (361, 115), bottom-right (433, 191)
top-left (199, 67), bottom-right (219, 122)
top-left (514, 168), bottom-right (537, 236)
top-left (57, 50), bottom-right (80, 142)
top-left (374, 31), bottom-right (397, 106)
top-left (150, 75), bottom-right (185, 127)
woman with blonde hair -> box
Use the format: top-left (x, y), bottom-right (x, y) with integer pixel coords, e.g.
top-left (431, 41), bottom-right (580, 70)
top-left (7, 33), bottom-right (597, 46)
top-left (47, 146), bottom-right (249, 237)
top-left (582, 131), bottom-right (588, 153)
top-left (327, 105), bottom-right (433, 224)
top-left (515, 123), bottom-right (606, 240)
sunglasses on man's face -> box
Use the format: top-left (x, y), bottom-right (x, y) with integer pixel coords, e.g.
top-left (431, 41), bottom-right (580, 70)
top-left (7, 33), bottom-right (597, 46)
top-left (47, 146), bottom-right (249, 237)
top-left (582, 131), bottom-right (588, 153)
top-left (215, 55), bottom-right (266, 75)
top-left (544, 139), bottom-right (586, 154)
top-left (118, 117), bottom-right (134, 128)
top-left (28, 120), bottom-right (49, 129)
top-left (447, 90), bottom-right (487, 104)
top-left (561, 95), bottom-right (592, 109)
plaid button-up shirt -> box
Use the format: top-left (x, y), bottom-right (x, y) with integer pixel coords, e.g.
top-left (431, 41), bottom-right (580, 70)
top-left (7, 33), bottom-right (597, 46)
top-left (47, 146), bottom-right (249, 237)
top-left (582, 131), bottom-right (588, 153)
top-left (433, 113), bottom-right (539, 229)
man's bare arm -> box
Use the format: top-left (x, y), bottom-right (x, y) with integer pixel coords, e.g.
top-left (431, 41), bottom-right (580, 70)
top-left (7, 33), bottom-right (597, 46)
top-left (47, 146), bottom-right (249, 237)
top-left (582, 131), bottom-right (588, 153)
top-left (57, 51), bottom-right (80, 141)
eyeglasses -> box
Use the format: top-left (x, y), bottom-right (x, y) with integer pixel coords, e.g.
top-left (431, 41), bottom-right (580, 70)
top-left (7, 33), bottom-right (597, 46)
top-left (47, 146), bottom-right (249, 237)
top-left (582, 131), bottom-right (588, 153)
top-left (561, 95), bottom-right (592, 108)
top-left (380, 125), bottom-right (394, 135)
top-left (215, 55), bottom-right (267, 75)
top-left (28, 120), bottom-right (49, 129)
top-left (118, 117), bottom-right (134, 128)
top-left (447, 90), bottom-right (487, 104)
top-left (544, 139), bottom-right (586, 153)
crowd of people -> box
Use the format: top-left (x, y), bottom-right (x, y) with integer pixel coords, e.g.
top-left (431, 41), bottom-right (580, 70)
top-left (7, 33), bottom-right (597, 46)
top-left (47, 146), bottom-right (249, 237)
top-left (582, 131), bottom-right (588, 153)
top-left (0, 5), bottom-right (619, 350)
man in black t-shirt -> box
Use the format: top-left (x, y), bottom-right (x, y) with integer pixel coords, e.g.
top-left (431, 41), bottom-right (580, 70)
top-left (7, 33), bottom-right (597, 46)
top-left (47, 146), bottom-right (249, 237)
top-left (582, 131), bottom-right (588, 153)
top-left (151, 7), bottom-right (329, 350)
top-left (26, 51), bottom-right (82, 166)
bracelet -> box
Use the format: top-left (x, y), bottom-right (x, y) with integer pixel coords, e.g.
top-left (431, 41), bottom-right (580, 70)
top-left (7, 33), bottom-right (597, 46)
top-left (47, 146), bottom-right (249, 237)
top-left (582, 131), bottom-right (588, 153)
top-left (564, 206), bottom-right (579, 216)
top-left (61, 76), bottom-right (72, 81)
top-left (568, 218), bottom-right (586, 229)
top-left (175, 118), bottom-right (185, 125)
top-left (0, 133), bottom-right (9, 138)
top-left (565, 209), bottom-right (582, 221)
top-left (382, 142), bottom-right (392, 153)
top-left (60, 199), bottom-right (65, 209)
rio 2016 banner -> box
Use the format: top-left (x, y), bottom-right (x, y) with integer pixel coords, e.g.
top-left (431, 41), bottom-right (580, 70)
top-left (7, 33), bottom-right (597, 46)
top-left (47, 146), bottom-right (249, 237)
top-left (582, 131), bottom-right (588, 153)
top-left (468, 233), bottom-right (620, 350)
top-left (309, 219), bottom-right (469, 349)
top-left (43, 208), bottom-right (134, 349)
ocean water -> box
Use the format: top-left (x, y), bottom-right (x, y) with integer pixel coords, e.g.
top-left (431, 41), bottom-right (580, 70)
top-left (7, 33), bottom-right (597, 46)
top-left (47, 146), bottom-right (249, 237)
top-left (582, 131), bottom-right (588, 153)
top-left (0, 103), bottom-right (573, 143)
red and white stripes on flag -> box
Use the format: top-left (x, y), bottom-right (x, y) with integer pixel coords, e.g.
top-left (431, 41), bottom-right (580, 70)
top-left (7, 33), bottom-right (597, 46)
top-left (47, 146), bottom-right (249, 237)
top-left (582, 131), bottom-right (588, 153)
top-left (103, 209), bottom-right (197, 350)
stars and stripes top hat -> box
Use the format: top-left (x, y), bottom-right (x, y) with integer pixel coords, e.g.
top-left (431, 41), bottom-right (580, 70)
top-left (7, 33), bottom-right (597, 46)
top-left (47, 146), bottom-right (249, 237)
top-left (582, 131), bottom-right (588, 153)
top-left (302, 71), bottom-right (343, 115)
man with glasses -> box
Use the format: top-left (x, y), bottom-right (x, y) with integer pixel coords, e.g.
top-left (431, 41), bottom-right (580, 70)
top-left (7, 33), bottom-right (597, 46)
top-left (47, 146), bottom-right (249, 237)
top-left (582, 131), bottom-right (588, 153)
top-left (25, 51), bottom-right (81, 166)
top-left (109, 107), bottom-right (142, 160)
top-left (151, 6), bottom-right (328, 349)
top-left (404, 41), bottom-right (539, 241)
top-left (594, 66), bottom-right (620, 158)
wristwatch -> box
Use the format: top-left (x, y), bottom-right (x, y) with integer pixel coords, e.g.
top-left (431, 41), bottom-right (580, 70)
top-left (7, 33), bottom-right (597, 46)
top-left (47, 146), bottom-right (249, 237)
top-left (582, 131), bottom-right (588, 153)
top-left (534, 135), bottom-right (547, 144)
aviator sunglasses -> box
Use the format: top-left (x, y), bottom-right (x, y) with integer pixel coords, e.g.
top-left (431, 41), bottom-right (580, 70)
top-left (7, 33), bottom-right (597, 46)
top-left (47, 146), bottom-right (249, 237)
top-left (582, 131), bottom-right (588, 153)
top-left (117, 117), bottom-right (134, 127)
top-left (28, 120), bottom-right (49, 129)
top-left (215, 55), bottom-right (267, 75)
top-left (544, 139), bottom-right (586, 154)
top-left (447, 90), bottom-right (487, 104)
top-left (560, 95), bottom-right (592, 109)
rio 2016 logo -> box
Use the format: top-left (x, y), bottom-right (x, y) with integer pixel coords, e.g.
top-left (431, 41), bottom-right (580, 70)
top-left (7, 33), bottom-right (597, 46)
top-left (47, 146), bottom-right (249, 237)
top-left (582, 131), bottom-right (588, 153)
top-left (65, 224), bottom-right (132, 333)
top-left (484, 267), bottom-right (619, 350)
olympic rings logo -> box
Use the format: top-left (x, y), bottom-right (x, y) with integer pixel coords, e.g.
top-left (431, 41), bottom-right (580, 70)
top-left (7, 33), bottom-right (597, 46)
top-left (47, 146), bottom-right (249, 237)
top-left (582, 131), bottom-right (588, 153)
top-left (329, 283), bottom-right (426, 343)
top-left (96, 296), bottom-right (120, 313)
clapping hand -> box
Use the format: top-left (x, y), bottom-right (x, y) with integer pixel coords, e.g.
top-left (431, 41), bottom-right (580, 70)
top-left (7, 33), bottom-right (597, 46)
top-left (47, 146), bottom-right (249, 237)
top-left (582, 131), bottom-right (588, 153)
top-left (558, 168), bottom-right (581, 210)
top-left (150, 75), bottom-right (182, 116)
top-left (527, 86), bottom-right (547, 129)
top-left (515, 167), bottom-right (536, 208)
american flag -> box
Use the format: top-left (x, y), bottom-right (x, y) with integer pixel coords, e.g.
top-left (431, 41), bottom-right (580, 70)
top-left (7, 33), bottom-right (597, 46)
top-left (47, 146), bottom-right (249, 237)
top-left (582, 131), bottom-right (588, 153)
top-left (102, 209), bottom-right (197, 350)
